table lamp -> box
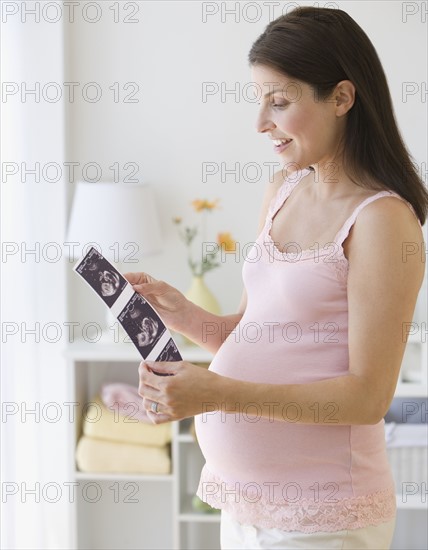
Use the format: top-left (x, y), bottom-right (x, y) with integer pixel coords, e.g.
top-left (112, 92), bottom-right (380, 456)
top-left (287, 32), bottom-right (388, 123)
top-left (66, 181), bottom-right (163, 340)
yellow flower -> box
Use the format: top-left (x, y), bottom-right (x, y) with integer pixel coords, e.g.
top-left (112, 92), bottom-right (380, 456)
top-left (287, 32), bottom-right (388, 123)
top-left (172, 216), bottom-right (182, 224)
top-left (191, 199), bottom-right (220, 212)
top-left (217, 232), bottom-right (236, 252)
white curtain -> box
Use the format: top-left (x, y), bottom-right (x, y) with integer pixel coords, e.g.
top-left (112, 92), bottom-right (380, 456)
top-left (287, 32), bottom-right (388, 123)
top-left (1, 13), bottom-right (72, 550)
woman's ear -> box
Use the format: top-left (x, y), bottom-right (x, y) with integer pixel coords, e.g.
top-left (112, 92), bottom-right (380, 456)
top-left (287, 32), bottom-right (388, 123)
top-left (333, 80), bottom-right (356, 116)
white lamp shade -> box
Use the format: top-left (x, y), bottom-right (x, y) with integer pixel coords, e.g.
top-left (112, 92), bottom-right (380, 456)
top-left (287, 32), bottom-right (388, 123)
top-left (67, 182), bottom-right (163, 263)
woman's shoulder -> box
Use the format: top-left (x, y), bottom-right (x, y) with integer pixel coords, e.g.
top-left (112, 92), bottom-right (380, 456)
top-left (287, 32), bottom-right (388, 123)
top-left (345, 191), bottom-right (425, 272)
top-left (354, 190), bottom-right (422, 233)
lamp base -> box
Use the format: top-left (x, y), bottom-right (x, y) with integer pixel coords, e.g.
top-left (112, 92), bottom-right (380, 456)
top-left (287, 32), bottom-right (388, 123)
top-left (183, 276), bottom-right (220, 346)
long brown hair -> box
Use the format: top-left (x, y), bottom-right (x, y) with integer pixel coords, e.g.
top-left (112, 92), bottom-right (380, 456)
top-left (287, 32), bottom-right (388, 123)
top-left (248, 6), bottom-right (428, 225)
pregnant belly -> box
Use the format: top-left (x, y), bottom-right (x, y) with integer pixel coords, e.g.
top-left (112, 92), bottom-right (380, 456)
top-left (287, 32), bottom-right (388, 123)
top-left (194, 330), bottom-right (383, 497)
top-left (194, 410), bottom-right (356, 498)
top-left (194, 322), bottom-right (393, 500)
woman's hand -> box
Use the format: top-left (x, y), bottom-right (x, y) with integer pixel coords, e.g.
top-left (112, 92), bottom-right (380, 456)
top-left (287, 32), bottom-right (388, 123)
top-left (137, 360), bottom-right (223, 424)
top-left (123, 271), bottom-right (189, 332)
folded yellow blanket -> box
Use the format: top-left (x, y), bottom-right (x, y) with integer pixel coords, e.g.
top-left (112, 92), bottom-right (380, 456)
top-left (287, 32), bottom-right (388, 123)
top-left (82, 395), bottom-right (171, 446)
top-left (76, 435), bottom-right (171, 474)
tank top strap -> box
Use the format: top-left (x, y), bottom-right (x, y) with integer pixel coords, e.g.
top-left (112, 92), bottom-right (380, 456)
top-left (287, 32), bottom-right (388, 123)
top-left (334, 190), bottom-right (422, 247)
top-left (267, 168), bottom-right (313, 221)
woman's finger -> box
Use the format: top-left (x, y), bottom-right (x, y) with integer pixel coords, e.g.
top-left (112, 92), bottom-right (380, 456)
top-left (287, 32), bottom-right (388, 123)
top-left (139, 386), bottom-right (162, 404)
top-left (146, 410), bottom-right (171, 424)
top-left (122, 272), bottom-right (140, 284)
top-left (123, 272), bottom-right (151, 285)
top-left (132, 282), bottom-right (161, 296)
top-left (138, 362), bottom-right (162, 389)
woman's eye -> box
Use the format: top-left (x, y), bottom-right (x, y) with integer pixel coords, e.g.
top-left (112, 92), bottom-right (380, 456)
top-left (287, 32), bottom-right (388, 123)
top-left (271, 103), bottom-right (288, 109)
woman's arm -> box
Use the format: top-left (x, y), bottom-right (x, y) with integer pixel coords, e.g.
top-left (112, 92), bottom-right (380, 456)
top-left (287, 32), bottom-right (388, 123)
top-left (212, 197), bottom-right (426, 425)
top-left (178, 306), bottom-right (242, 353)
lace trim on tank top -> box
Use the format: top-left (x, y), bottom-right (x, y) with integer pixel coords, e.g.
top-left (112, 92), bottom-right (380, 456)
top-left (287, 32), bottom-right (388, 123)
top-left (261, 168), bottom-right (421, 285)
top-left (196, 466), bottom-right (397, 534)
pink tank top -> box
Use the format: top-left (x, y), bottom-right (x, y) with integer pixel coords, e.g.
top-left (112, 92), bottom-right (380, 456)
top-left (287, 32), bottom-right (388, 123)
top-left (195, 167), bottom-right (421, 533)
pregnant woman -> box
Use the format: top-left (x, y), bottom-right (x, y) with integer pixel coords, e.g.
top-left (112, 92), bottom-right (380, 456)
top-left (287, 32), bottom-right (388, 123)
top-left (126, 7), bottom-right (427, 549)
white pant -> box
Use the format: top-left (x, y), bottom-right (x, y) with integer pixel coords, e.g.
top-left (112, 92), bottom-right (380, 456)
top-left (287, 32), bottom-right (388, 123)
top-left (220, 510), bottom-right (396, 549)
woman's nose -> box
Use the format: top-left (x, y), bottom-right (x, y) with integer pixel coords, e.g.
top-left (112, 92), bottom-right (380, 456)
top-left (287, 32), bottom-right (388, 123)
top-left (255, 108), bottom-right (275, 134)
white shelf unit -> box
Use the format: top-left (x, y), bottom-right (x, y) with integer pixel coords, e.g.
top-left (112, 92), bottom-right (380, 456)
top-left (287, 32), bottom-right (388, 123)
top-left (65, 340), bottom-right (220, 550)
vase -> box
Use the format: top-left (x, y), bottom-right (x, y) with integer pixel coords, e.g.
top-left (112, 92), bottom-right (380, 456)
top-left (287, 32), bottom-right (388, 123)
top-left (185, 275), bottom-right (221, 315)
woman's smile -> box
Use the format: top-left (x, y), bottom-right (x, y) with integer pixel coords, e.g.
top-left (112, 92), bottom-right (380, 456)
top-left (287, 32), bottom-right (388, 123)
top-left (271, 137), bottom-right (293, 153)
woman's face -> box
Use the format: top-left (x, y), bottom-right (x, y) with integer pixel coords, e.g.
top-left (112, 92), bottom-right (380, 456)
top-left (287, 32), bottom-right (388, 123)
top-left (251, 64), bottom-right (346, 173)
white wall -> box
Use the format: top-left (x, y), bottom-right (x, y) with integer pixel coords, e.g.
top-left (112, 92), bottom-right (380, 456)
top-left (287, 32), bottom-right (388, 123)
top-left (65, 0), bottom-right (427, 316)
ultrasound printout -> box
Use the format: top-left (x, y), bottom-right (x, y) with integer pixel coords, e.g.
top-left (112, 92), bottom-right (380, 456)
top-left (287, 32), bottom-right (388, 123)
top-left (74, 247), bottom-right (183, 371)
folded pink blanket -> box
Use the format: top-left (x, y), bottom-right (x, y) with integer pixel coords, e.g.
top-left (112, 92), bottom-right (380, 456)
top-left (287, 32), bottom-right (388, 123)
top-left (101, 382), bottom-right (151, 423)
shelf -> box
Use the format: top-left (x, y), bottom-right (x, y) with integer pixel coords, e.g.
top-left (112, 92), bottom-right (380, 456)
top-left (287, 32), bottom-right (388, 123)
top-left (179, 498), bottom-right (221, 523)
top-left (179, 512), bottom-right (221, 523)
top-left (395, 383), bottom-right (428, 397)
top-left (65, 337), bottom-right (213, 363)
top-left (75, 471), bottom-right (173, 482)
top-left (178, 433), bottom-right (196, 443)
top-left (396, 494), bottom-right (428, 510)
